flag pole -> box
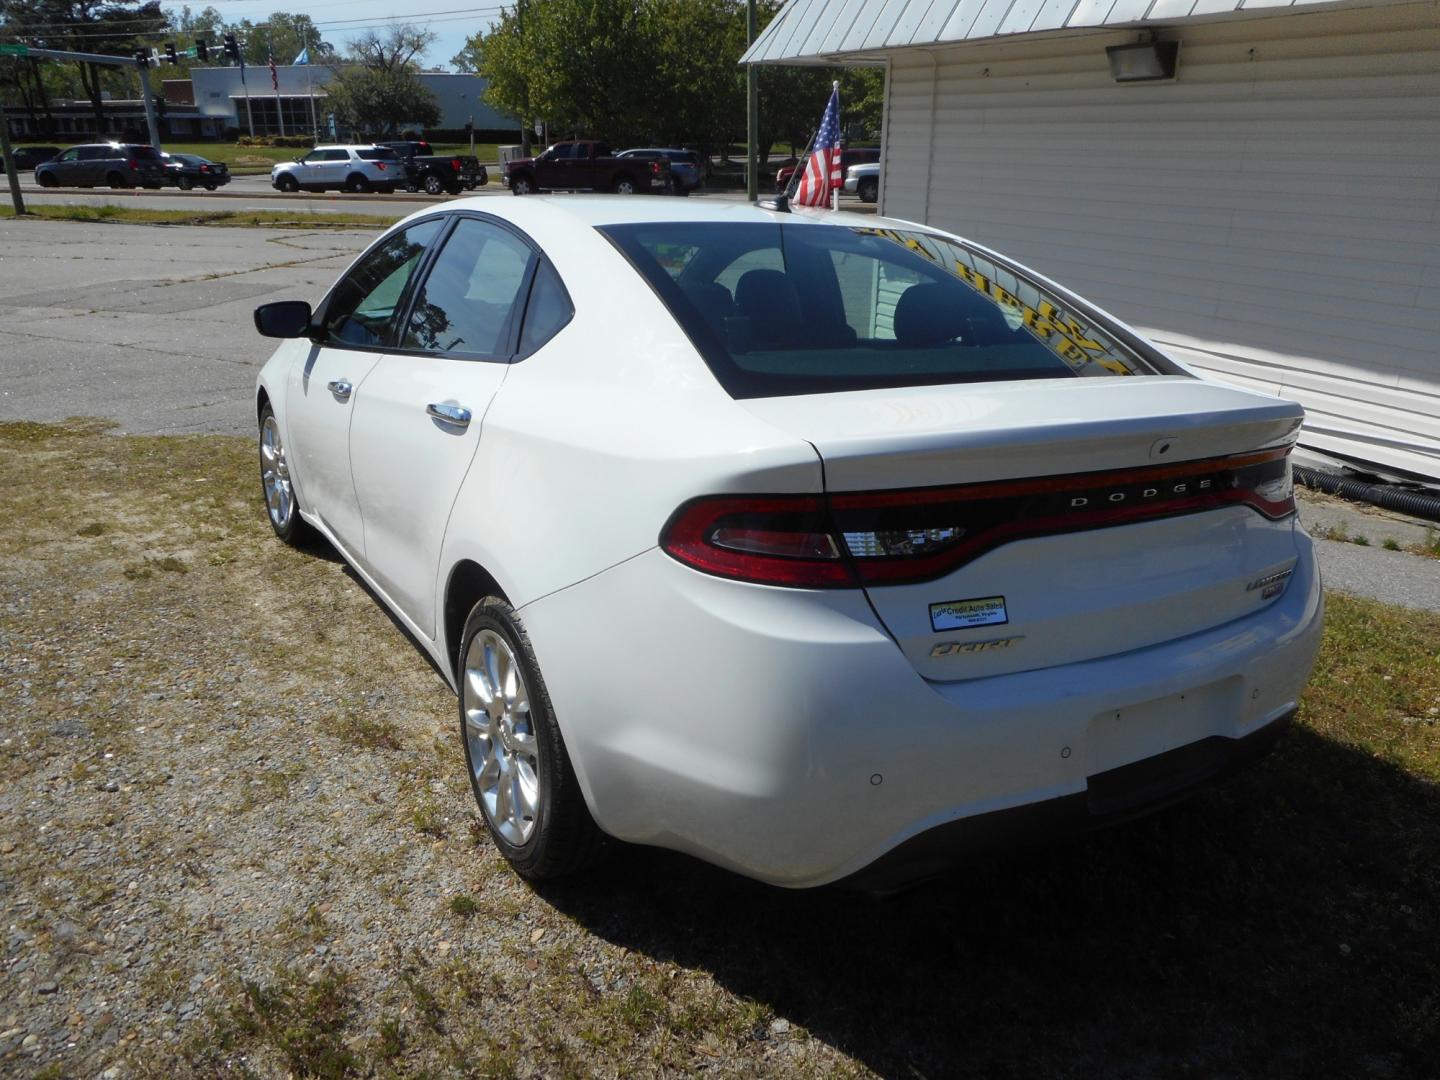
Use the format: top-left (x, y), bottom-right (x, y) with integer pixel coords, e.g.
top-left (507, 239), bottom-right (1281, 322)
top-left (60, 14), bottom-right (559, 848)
top-left (831, 80), bottom-right (840, 212)
top-left (305, 35), bottom-right (318, 142)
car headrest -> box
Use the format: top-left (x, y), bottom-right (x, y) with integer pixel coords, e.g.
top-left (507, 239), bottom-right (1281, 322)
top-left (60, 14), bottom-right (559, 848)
top-left (893, 283), bottom-right (970, 347)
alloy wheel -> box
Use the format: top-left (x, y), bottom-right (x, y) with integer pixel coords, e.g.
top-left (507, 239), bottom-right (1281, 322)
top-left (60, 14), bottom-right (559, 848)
top-left (463, 629), bottom-right (541, 845)
top-left (259, 414), bottom-right (295, 531)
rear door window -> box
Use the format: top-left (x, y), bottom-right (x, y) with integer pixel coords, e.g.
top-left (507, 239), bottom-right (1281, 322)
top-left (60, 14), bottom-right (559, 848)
top-left (402, 218), bottom-right (536, 358)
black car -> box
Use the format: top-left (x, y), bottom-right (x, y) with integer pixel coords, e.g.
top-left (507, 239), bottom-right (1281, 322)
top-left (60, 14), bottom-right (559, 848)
top-left (34, 143), bottom-right (166, 189)
top-left (1, 145), bottom-right (61, 173)
top-left (162, 152), bottom-right (230, 191)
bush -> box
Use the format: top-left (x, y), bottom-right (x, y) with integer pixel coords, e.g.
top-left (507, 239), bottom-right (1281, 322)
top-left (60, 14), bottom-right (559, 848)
top-left (236, 134), bottom-right (315, 148)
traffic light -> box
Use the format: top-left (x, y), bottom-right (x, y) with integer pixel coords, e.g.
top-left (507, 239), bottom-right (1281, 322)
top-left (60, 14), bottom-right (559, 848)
top-left (195, 38), bottom-right (209, 62)
top-left (222, 33), bottom-right (240, 62)
top-left (133, 48), bottom-right (152, 67)
top-left (165, 42), bottom-right (178, 65)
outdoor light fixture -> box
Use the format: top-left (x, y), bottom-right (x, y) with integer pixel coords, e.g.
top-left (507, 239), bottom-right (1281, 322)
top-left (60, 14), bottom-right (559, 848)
top-left (1106, 39), bottom-right (1179, 82)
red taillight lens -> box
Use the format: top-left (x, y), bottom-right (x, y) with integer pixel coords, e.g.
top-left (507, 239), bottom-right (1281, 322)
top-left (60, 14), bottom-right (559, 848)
top-left (661, 495), bottom-right (854, 588)
top-left (200, 164), bottom-right (210, 172)
top-left (661, 448), bottom-right (1296, 589)
top-left (650, 161), bottom-right (661, 175)
top-left (376, 162), bottom-right (387, 171)
top-left (452, 158), bottom-right (462, 171)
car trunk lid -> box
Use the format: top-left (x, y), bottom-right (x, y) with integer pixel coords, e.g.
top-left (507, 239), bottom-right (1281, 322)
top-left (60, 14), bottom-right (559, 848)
top-left (740, 377), bottom-right (1304, 680)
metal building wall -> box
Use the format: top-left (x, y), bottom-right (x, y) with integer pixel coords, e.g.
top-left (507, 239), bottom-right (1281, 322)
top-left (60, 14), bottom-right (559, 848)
top-left (880, 2), bottom-right (1440, 480)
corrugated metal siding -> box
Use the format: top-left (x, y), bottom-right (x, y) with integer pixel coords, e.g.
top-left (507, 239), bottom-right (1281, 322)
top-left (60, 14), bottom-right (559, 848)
top-left (741, 0), bottom-right (1410, 63)
top-left (880, 2), bottom-right (1440, 479)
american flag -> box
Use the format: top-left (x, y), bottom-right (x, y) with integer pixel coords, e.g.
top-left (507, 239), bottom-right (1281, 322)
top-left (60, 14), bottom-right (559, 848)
top-left (792, 86), bottom-right (842, 208)
top-left (268, 50), bottom-right (279, 94)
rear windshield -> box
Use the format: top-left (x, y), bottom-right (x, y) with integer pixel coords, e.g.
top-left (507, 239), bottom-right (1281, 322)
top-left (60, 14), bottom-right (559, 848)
top-left (357, 148), bottom-right (399, 161)
top-left (128, 146), bottom-right (161, 160)
top-left (600, 222), bottom-right (1167, 398)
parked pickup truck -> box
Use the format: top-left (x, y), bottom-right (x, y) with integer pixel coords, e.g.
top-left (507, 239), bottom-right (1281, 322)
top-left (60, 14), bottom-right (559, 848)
top-left (503, 140), bottom-right (669, 195)
top-left (377, 140), bottom-right (487, 195)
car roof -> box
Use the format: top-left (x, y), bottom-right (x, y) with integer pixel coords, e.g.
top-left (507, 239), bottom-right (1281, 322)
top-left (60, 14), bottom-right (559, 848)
top-left (398, 194), bottom-right (905, 232)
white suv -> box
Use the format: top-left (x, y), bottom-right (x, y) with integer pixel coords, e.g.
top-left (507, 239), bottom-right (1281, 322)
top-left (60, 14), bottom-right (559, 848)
top-left (271, 145), bottom-right (402, 194)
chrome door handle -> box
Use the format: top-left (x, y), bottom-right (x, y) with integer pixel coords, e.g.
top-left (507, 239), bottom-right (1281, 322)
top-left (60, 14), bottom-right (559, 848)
top-left (427, 402), bottom-right (471, 427)
top-left (327, 379), bottom-right (352, 400)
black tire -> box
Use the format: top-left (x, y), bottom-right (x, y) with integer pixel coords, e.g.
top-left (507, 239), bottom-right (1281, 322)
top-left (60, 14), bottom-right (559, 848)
top-left (858, 177), bottom-right (879, 203)
top-left (258, 404), bottom-right (314, 547)
top-left (463, 178), bottom-right (478, 191)
top-left (458, 598), bottom-right (607, 881)
top-left (203, 182), bottom-right (218, 191)
top-left (345, 173), bottom-right (371, 193)
top-left (37, 172), bottom-right (58, 188)
top-left (510, 173), bottom-right (534, 195)
top-left (377, 185), bottom-right (396, 195)
top-left (276, 174), bottom-right (300, 193)
top-left (612, 174), bottom-right (638, 195)
top-left (177, 176), bottom-right (194, 191)
top-left (423, 174), bottom-right (446, 195)
top-left (404, 181), bottom-right (419, 193)
top-left (106, 171), bottom-right (129, 189)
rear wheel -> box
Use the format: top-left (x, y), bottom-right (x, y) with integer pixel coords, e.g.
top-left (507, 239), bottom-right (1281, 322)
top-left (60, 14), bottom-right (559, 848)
top-left (176, 175), bottom-right (194, 191)
top-left (275, 174), bottom-right (299, 193)
top-left (459, 598), bottom-right (606, 881)
top-left (345, 173), bottom-right (371, 193)
top-left (106, 171), bottom-right (129, 189)
top-left (203, 182), bottom-right (218, 191)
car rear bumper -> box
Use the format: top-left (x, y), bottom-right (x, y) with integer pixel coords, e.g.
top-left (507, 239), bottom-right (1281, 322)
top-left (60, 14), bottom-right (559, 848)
top-left (519, 530), bottom-right (1324, 889)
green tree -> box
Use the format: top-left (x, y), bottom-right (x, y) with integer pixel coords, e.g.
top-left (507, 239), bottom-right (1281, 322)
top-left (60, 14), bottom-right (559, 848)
top-left (325, 67), bottom-right (440, 137)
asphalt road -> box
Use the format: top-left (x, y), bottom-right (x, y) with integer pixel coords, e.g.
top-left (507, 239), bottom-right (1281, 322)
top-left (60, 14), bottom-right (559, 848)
top-left (9, 173), bottom-right (758, 216)
top-left (0, 217), bottom-right (373, 436)
top-left (1, 214), bottom-right (1434, 610)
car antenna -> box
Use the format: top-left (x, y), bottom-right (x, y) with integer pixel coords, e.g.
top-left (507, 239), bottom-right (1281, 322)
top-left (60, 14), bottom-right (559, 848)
top-left (758, 192), bottom-right (791, 213)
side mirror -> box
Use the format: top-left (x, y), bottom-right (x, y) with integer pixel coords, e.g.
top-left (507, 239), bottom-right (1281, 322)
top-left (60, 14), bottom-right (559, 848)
top-left (254, 300), bottom-right (315, 339)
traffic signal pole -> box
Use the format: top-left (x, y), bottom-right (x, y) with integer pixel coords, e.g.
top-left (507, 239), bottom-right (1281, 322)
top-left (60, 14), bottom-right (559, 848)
top-left (0, 101), bottom-right (27, 215)
top-left (7, 46), bottom-right (164, 150)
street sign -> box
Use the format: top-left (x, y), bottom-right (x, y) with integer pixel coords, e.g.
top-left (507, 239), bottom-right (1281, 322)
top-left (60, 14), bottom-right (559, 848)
top-left (0, 44), bottom-right (30, 57)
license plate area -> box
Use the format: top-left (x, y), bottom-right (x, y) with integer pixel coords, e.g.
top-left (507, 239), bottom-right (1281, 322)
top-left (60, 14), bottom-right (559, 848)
top-left (1085, 677), bottom-right (1240, 786)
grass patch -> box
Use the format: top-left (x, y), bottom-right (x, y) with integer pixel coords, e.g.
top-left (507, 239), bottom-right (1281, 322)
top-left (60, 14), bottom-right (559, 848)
top-left (2, 204), bottom-right (398, 228)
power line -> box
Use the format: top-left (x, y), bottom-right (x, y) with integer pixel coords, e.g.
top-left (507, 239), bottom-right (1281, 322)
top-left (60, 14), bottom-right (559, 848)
top-left (2, 6), bottom-right (507, 36)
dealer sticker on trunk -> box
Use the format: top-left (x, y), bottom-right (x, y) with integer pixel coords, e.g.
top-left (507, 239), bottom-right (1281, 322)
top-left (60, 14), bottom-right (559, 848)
top-left (930, 596), bottom-right (1009, 632)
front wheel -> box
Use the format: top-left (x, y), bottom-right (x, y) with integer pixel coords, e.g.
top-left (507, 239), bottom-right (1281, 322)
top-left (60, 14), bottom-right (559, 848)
top-left (176, 175), bottom-right (194, 191)
top-left (459, 598), bottom-right (606, 881)
top-left (858, 177), bottom-right (879, 203)
top-left (258, 405), bottom-right (313, 547)
top-left (613, 175), bottom-right (637, 195)
top-left (203, 182), bottom-right (218, 191)
top-left (275, 174), bottom-right (299, 193)
top-left (37, 172), bottom-right (58, 188)
top-left (510, 174), bottom-right (533, 195)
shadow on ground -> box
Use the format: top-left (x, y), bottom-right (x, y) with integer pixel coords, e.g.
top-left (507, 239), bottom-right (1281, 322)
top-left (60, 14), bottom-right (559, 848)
top-left (540, 728), bottom-right (1439, 1078)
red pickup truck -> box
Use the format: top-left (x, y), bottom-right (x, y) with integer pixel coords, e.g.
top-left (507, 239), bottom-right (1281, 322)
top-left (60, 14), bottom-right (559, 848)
top-left (504, 140), bottom-right (669, 195)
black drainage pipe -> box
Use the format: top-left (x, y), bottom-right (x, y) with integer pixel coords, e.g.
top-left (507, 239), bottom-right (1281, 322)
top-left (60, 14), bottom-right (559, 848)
top-left (1294, 465), bottom-right (1440, 525)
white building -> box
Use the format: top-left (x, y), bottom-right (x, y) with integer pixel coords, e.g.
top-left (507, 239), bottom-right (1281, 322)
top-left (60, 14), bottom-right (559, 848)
top-left (188, 66), bottom-right (517, 137)
top-left (743, 0), bottom-right (1440, 484)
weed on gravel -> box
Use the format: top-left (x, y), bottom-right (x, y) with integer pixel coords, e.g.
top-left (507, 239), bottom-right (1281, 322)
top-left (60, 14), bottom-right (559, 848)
top-left (1, 421), bottom-right (1438, 1078)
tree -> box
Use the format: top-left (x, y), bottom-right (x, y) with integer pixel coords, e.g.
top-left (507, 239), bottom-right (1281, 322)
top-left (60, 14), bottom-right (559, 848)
top-left (324, 67), bottom-right (439, 137)
top-left (1, 1), bottom-right (167, 138)
top-left (347, 24), bottom-right (436, 73)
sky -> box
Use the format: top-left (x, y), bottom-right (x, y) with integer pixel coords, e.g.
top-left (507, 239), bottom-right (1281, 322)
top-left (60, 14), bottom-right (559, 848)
top-left (159, 1), bottom-right (509, 72)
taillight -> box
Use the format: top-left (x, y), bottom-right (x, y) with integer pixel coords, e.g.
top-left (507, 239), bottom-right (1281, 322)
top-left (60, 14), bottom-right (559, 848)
top-left (127, 159), bottom-right (137, 169)
top-left (200, 164), bottom-right (210, 173)
top-left (451, 158), bottom-right (461, 171)
top-left (376, 162), bottom-right (387, 171)
top-left (650, 161), bottom-right (661, 175)
top-left (661, 448), bottom-right (1296, 589)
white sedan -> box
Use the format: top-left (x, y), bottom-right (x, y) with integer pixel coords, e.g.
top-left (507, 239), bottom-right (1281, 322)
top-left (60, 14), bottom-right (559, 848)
top-left (252, 197), bottom-right (1323, 890)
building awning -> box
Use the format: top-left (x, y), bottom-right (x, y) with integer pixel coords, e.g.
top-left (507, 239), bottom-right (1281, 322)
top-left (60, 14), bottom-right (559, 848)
top-left (740, 0), bottom-right (1410, 64)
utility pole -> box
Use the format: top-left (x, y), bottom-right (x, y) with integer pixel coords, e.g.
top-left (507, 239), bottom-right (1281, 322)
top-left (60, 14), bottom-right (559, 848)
top-left (746, 0), bottom-right (758, 202)
top-left (0, 99), bottom-right (27, 215)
